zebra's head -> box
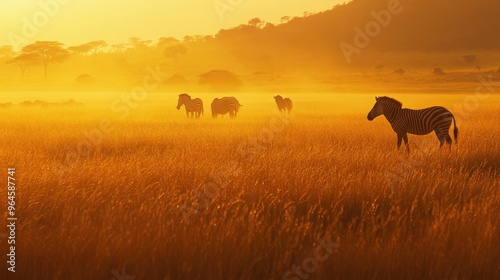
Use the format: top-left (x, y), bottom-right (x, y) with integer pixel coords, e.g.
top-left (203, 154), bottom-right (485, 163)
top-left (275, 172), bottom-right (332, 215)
top-left (367, 97), bottom-right (384, 121)
top-left (274, 95), bottom-right (283, 101)
top-left (177, 93), bottom-right (191, 110)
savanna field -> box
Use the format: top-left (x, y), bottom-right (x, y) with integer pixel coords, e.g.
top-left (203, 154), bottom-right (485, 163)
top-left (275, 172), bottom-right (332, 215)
top-left (1, 92), bottom-right (499, 279)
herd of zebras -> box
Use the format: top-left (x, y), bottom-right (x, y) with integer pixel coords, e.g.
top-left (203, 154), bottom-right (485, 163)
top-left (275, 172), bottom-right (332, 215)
top-left (177, 94), bottom-right (459, 151)
top-left (176, 93), bottom-right (292, 119)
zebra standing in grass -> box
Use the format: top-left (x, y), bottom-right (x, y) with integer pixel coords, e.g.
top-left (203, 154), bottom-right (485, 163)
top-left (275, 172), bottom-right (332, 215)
top-left (177, 93), bottom-right (204, 118)
top-left (367, 96), bottom-right (458, 151)
top-left (274, 95), bottom-right (292, 113)
top-left (211, 97), bottom-right (242, 118)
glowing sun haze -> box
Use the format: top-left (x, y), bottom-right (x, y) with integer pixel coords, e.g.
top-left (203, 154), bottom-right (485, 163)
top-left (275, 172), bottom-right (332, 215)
top-left (1, 0), bottom-right (341, 47)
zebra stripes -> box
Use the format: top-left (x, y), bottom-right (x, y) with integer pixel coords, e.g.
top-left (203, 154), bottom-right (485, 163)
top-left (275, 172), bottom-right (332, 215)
top-left (211, 97), bottom-right (242, 118)
top-left (367, 96), bottom-right (458, 151)
top-left (177, 93), bottom-right (204, 118)
top-left (274, 95), bottom-right (292, 113)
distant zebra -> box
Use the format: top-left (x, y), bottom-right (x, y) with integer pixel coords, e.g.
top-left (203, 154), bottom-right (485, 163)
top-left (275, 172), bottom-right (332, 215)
top-left (177, 93), bottom-right (203, 118)
top-left (367, 96), bottom-right (458, 151)
top-left (211, 97), bottom-right (242, 118)
top-left (274, 95), bottom-right (292, 113)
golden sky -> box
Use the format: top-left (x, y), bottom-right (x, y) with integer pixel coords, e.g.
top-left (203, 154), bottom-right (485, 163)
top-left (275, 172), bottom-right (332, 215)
top-left (1, 0), bottom-right (339, 48)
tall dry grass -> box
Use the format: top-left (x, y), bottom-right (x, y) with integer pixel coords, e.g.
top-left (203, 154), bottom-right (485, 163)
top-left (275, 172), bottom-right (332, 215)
top-left (0, 93), bottom-right (498, 279)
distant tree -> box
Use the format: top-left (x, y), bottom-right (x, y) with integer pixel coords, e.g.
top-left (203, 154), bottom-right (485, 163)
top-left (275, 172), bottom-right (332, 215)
top-left (7, 52), bottom-right (40, 80)
top-left (68, 44), bottom-right (93, 56)
top-left (164, 74), bottom-right (187, 86)
top-left (280, 16), bottom-right (291, 25)
top-left (394, 68), bottom-right (406, 75)
top-left (75, 74), bottom-right (95, 86)
top-left (198, 69), bottom-right (242, 91)
top-left (183, 36), bottom-right (195, 44)
top-left (375, 64), bottom-right (384, 71)
top-left (164, 44), bottom-right (187, 63)
top-left (87, 40), bottom-right (108, 54)
top-left (432, 67), bottom-right (446, 75)
top-left (463, 55), bottom-right (477, 64)
top-left (248, 18), bottom-right (264, 29)
top-left (21, 41), bottom-right (69, 78)
top-left (157, 37), bottom-right (180, 48)
top-left (110, 43), bottom-right (127, 53)
top-left (0, 45), bottom-right (14, 59)
top-left (128, 37), bottom-right (152, 50)
top-left (476, 66), bottom-right (482, 73)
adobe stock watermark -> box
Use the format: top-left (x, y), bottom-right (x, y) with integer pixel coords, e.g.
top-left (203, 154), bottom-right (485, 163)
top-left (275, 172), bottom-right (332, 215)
top-left (386, 73), bottom-right (497, 191)
top-left (339, 0), bottom-right (405, 63)
top-left (52, 64), bottom-right (169, 180)
top-left (282, 234), bottom-right (340, 280)
top-left (7, 0), bottom-right (71, 50)
top-left (213, 0), bottom-right (243, 21)
top-left (179, 111), bottom-right (294, 224)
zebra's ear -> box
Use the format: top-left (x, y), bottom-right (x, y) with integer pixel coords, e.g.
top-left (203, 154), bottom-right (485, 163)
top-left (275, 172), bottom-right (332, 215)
top-left (375, 96), bottom-right (379, 101)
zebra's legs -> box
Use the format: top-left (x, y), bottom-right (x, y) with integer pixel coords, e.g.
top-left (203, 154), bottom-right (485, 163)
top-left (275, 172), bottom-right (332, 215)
top-left (402, 133), bottom-right (410, 152)
top-left (435, 130), bottom-right (452, 149)
top-left (397, 133), bottom-right (410, 152)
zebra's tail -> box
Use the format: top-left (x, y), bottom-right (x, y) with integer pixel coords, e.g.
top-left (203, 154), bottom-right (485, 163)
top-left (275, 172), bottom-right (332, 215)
top-left (201, 106), bottom-right (204, 116)
top-left (452, 115), bottom-right (459, 143)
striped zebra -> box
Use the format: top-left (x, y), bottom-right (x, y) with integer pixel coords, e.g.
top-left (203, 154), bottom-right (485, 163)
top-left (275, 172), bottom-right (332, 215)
top-left (211, 97), bottom-right (242, 118)
top-left (177, 93), bottom-right (204, 118)
top-left (274, 95), bottom-right (292, 113)
top-left (367, 96), bottom-right (458, 151)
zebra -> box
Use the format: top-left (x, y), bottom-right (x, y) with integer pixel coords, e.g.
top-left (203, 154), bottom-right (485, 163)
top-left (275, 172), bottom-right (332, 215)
top-left (177, 93), bottom-right (204, 118)
top-left (274, 95), bottom-right (292, 113)
top-left (211, 97), bottom-right (242, 118)
top-left (367, 96), bottom-right (458, 151)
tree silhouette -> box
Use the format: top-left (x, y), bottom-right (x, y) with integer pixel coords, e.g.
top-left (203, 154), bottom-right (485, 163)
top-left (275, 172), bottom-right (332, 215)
top-left (463, 55), bottom-right (477, 64)
top-left (157, 37), bottom-right (180, 48)
top-left (248, 18), bottom-right (264, 29)
top-left (280, 16), bottom-right (291, 25)
top-left (394, 68), bottom-right (406, 75)
top-left (21, 41), bottom-right (69, 78)
top-left (87, 40), bottom-right (108, 54)
top-left (198, 69), bottom-right (242, 91)
top-left (0, 45), bottom-right (14, 59)
top-left (7, 52), bottom-right (40, 80)
top-left (432, 67), bottom-right (446, 76)
top-left (68, 44), bottom-right (93, 56)
top-left (164, 44), bottom-right (187, 63)
top-left (110, 43), bottom-right (127, 53)
top-left (128, 37), bottom-right (152, 51)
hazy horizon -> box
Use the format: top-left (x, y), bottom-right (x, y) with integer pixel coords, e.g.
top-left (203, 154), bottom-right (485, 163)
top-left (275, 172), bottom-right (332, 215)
top-left (1, 0), bottom-right (340, 48)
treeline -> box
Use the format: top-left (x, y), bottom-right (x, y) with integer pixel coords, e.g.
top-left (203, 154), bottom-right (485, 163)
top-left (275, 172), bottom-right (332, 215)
top-left (0, 0), bottom-right (499, 92)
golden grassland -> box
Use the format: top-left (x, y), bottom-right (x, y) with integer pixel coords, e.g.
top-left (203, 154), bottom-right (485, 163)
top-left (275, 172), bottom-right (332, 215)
top-left (0, 93), bottom-right (499, 279)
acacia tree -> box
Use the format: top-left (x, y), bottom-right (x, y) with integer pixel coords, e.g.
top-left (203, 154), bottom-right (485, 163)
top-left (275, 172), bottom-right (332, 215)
top-left (87, 40), bottom-right (108, 54)
top-left (22, 41), bottom-right (69, 78)
top-left (0, 45), bottom-right (14, 59)
top-left (110, 43), bottom-right (127, 53)
top-left (68, 44), bottom-right (93, 56)
top-left (128, 37), bottom-right (152, 51)
top-left (198, 69), bottom-right (242, 91)
top-left (8, 52), bottom-right (40, 80)
top-left (164, 44), bottom-right (187, 63)
top-left (157, 37), bottom-right (180, 48)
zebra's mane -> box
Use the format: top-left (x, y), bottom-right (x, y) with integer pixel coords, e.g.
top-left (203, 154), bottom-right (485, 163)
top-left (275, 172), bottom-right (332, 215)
top-left (378, 96), bottom-right (402, 108)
